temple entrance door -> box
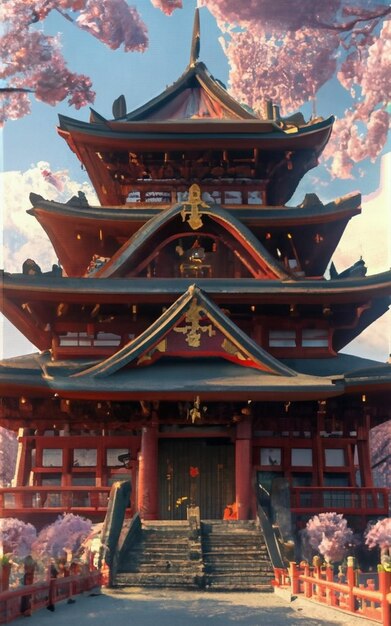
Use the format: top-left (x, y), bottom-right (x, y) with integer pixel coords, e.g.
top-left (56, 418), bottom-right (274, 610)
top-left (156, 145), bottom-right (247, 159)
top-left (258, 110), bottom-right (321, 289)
top-left (158, 438), bottom-right (234, 520)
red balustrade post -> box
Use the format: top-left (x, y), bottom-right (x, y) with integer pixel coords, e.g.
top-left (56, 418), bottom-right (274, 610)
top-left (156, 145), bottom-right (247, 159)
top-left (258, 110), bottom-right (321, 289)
top-left (346, 556), bottom-right (356, 613)
top-left (304, 563), bottom-right (312, 598)
top-left (20, 555), bottom-right (36, 616)
top-left (325, 564), bottom-right (335, 606)
top-left (378, 569), bottom-right (390, 626)
top-left (0, 561), bottom-right (11, 592)
top-left (290, 562), bottom-right (300, 595)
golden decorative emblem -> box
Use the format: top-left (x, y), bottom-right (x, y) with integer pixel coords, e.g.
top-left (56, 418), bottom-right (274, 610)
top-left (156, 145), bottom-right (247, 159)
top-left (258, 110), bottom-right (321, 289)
top-left (174, 298), bottom-right (215, 348)
top-left (180, 184), bottom-right (209, 230)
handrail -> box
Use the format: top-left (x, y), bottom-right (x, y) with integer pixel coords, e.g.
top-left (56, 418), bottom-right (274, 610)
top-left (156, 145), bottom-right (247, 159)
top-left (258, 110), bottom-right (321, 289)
top-left (99, 480), bottom-right (131, 586)
top-left (257, 504), bottom-right (285, 569)
top-left (290, 486), bottom-right (389, 513)
top-left (0, 486), bottom-right (114, 513)
top-left (0, 571), bottom-right (101, 624)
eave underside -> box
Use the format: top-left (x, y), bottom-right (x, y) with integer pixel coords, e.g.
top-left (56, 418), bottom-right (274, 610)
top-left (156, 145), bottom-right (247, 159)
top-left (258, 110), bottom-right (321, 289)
top-left (0, 353), bottom-right (390, 402)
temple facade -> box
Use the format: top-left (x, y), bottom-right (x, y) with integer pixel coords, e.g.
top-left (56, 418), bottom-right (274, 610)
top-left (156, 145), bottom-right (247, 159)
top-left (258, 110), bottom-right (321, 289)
top-left (1, 11), bottom-right (390, 533)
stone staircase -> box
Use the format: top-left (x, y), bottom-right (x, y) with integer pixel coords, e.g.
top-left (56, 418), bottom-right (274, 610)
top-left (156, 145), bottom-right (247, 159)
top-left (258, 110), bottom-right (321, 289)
top-left (201, 520), bottom-right (274, 591)
top-left (116, 520), bottom-right (203, 589)
top-left (115, 519), bottom-right (274, 591)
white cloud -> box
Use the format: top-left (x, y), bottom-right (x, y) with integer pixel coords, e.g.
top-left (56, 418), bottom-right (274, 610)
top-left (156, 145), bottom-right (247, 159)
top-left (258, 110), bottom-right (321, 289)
top-left (2, 162), bottom-right (97, 273)
top-left (334, 152), bottom-right (391, 361)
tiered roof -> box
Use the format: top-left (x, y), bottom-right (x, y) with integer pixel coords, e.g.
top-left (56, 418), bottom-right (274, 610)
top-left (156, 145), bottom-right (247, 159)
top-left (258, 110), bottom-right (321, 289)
top-left (1, 9), bottom-right (390, 409)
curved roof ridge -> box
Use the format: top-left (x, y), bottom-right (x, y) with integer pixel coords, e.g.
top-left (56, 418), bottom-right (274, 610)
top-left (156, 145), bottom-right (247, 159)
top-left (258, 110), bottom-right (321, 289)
top-left (92, 196), bottom-right (289, 279)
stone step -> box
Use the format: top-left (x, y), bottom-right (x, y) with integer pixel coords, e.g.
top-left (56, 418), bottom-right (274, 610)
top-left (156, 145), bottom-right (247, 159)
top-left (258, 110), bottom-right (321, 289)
top-left (202, 552), bottom-right (270, 560)
top-left (204, 573), bottom-right (274, 585)
top-left (202, 542), bottom-right (267, 550)
top-left (141, 535), bottom-right (189, 546)
top-left (121, 562), bottom-right (198, 574)
top-left (205, 582), bottom-right (273, 593)
top-left (116, 572), bottom-right (201, 589)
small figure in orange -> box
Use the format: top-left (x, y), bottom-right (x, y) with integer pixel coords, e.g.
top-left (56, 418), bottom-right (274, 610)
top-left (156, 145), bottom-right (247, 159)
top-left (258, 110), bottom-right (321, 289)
top-left (223, 502), bottom-right (238, 520)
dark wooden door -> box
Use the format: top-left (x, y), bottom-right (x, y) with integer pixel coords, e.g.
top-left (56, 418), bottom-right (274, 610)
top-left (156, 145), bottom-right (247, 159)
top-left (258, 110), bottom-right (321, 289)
top-left (158, 438), bottom-right (234, 520)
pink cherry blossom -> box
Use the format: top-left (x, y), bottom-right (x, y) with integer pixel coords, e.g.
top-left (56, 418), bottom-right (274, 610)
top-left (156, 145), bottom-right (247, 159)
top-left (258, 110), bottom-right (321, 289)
top-left (201, 0), bottom-right (390, 177)
top-left (365, 518), bottom-right (391, 550)
top-left (370, 422), bottom-right (391, 489)
top-left (303, 512), bottom-right (354, 563)
top-left (41, 169), bottom-right (65, 191)
top-left (150, 0), bottom-right (183, 16)
top-left (0, 517), bottom-right (37, 558)
top-left (32, 513), bottom-right (92, 560)
top-left (0, 1), bottom-right (148, 124)
top-left (76, 0), bottom-right (148, 52)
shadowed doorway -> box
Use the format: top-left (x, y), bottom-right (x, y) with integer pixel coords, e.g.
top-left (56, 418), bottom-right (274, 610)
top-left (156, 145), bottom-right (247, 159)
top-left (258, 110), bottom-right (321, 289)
top-left (158, 438), bottom-right (234, 520)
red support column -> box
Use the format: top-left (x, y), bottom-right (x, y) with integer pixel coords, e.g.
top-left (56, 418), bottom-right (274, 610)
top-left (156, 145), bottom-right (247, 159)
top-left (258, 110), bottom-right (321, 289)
top-left (235, 416), bottom-right (252, 520)
top-left (137, 422), bottom-right (158, 520)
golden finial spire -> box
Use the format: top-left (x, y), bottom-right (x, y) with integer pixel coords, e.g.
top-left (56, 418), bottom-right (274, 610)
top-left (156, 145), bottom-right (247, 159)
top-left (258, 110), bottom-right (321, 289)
top-left (189, 8), bottom-right (200, 66)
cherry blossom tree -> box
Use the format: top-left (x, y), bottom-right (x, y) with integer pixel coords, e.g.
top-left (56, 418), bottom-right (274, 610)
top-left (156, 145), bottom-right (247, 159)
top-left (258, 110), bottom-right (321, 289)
top-left (0, 427), bottom-right (18, 487)
top-left (369, 422), bottom-right (391, 489)
top-left (150, 0), bottom-right (182, 15)
top-left (32, 513), bottom-right (92, 561)
top-left (2, 2), bottom-right (389, 177)
top-left (365, 518), bottom-right (391, 570)
top-left (0, 518), bottom-right (37, 558)
top-left (196, 0), bottom-right (390, 178)
top-left (365, 518), bottom-right (391, 550)
top-left (0, 0), bottom-right (148, 124)
top-left (302, 512), bottom-right (354, 563)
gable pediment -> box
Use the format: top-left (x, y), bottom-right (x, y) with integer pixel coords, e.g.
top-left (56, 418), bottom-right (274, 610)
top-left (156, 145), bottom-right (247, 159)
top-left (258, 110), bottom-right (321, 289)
top-left (89, 186), bottom-right (289, 281)
top-left (72, 285), bottom-right (297, 379)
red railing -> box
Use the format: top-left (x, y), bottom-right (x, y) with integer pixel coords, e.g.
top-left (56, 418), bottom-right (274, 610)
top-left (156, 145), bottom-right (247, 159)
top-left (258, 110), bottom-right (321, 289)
top-left (0, 486), bottom-right (133, 519)
top-left (274, 561), bottom-right (391, 626)
top-left (0, 570), bottom-right (102, 624)
top-left (290, 487), bottom-right (389, 515)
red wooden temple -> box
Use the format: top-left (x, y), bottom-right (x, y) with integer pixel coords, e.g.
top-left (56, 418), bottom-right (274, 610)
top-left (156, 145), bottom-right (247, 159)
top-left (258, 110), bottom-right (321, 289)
top-left (1, 10), bottom-right (390, 533)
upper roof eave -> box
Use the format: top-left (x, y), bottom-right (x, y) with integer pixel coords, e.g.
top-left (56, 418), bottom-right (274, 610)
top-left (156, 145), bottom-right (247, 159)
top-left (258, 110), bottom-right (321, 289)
top-left (27, 192), bottom-right (361, 225)
top-left (1, 272), bottom-right (390, 302)
top-left (57, 111), bottom-right (334, 145)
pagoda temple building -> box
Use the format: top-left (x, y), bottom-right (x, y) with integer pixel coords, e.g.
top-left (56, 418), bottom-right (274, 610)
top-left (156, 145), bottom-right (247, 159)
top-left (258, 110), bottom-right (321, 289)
top-left (1, 11), bottom-right (390, 535)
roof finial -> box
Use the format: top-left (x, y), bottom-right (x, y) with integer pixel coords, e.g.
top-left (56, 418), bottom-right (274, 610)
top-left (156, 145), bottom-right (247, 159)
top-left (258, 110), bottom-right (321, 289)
top-left (189, 8), bottom-right (200, 66)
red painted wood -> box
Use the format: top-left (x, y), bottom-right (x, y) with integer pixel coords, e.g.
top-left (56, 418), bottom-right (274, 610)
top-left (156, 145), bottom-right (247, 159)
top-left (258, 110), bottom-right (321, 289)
top-left (235, 418), bottom-right (253, 520)
top-left (137, 424), bottom-right (158, 520)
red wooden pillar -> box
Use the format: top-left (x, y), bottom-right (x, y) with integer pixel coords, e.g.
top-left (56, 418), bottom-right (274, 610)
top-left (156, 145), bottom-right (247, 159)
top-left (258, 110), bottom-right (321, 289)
top-left (357, 413), bottom-right (373, 487)
top-left (137, 422), bottom-right (158, 520)
top-left (235, 416), bottom-right (252, 520)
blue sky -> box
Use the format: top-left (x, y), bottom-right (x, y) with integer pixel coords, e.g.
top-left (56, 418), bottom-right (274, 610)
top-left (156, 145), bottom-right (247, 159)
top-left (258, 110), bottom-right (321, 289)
top-left (1, 1), bottom-right (390, 360)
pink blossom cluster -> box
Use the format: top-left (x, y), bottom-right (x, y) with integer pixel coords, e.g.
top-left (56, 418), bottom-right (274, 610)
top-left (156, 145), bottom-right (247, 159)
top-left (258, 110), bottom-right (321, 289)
top-left (370, 422), bottom-right (391, 488)
top-left (304, 512), bottom-right (354, 563)
top-left (32, 513), bottom-right (92, 560)
top-left (76, 0), bottom-right (148, 52)
top-left (0, 514), bottom-right (94, 562)
top-left (199, 0), bottom-right (341, 32)
top-left (150, 0), bottom-right (183, 16)
top-left (201, 0), bottom-right (390, 176)
top-left (0, 518), bottom-right (37, 558)
top-left (220, 28), bottom-right (339, 115)
top-left (0, 0), bottom-right (149, 124)
top-left (365, 518), bottom-right (391, 550)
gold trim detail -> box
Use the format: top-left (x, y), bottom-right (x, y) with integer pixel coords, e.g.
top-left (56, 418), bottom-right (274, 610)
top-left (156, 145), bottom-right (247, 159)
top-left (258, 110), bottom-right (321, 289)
top-left (221, 338), bottom-right (246, 361)
top-left (174, 298), bottom-right (215, 348)
top-left (180, 183), bottom-right (209, 230)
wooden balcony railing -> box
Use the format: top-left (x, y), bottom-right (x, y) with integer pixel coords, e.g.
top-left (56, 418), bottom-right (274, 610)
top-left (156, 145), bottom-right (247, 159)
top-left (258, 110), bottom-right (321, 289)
top-left (291, 487), bottom-right (389, 515)
top-left (0, 486), bottom-right (132, 517)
